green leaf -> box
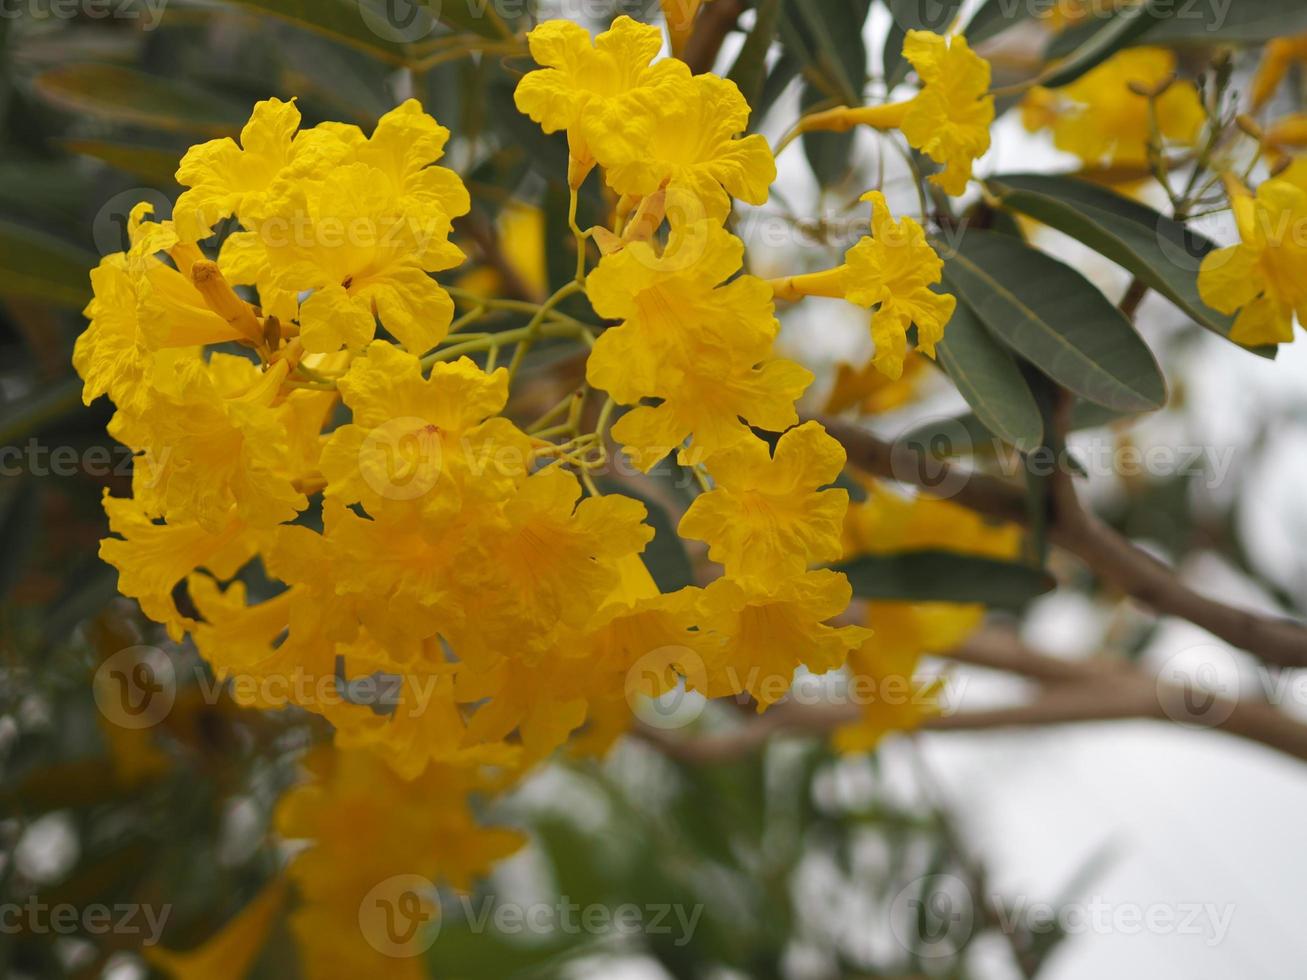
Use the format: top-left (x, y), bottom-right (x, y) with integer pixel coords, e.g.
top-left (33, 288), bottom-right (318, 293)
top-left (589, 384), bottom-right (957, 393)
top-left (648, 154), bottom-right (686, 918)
top-left (966, 0), bottom-right (1036, 45)
top-left (781, 0), bottom-right (871, 187)
top-left (936, 298), bottom-right (1044, 453)
top-left (1039, 0), bottom-right (1165, 88)
top-left (0, 221), bottom-right (94, 309)
top-left (834, 550), bottom-right (1053, 608)
top-left (799, 84), bottom-right (856, 188)
top-left (940, 228), bottom-right (1167, 413)
top-left (222, 0), bottom-right (438, 61)
top-left (883, 0), bottom-right (964, 90)
top-left (60, 138), bottom-right (183, 187)
top-left (779, 0), bottom-right (871, 106)
top-left (33, 65), bottom-right (245, 136)
top-left (986, 172), bottom-right (1274, 357)
top-left (728, 0), bottom-right (784, 113)
top-left (1146, 0), bottom-right (1307, 44)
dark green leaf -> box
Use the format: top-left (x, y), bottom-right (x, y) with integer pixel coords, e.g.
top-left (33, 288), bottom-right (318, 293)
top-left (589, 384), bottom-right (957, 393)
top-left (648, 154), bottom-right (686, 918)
top-left (1039, 0), bottom-right (1166, 88)
top-left (1146, 0), bottom-right (1307, 44)
top-left (986, 172), bottom-right (1271, 352)
top-left (222, 0), bottom-right (437, 62)
top-left (940, 228), bottom-right (1167, 413)
top-left (33, 65), bottom-right (246, 136)
top-left (728, 0), bottom-right (784, 113)
top-left (0, 221), bottom-right (94, 309)
top-left (936, 298), bottom-right (1044, 453)
top-left (835, 550), bottom-right (1053, 608)
top-left (779, 0), bottom-right (871, 105)
top-left (965, 0), bottom-right (1036, 45)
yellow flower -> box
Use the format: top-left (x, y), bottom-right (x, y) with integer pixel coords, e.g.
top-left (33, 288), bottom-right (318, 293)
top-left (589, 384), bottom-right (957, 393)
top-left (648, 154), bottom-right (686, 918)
top-left (898, 31), bottom-right (995, 195)
top-left (224, 160), bottom-right (466, 355)
top-left (792, 32), bottom-right (992, 195)
top-left (611, 349), bottom-right (813, 472)
top-left (110, 356), bottom-right (306, 531)
top-left (833, 480), bottom-right (1022, 751)
top-left (769, 192), bottom-right (956, 380)
top-left (146, 879), bottom-right (287, 980)
top-left (1024, 48), bottom-right (1205, 169)
top-left (174, 97), bottom-right (350, 241)
top-left (588, 72), bottom-right (776, 221)
top-left (696, 571), bottom-right (871, 709)
top-left (1251, 33), bottom-right (1307, 110)
top-left (842, 478), bottom-right (1023, 559)
top-left (74, 203), bottom-right (248, 414)
top-left (1198, 176), bottom-right (1307, 346)
top-left (514, 15), bottom-right (690, 185)
top-left (586, 219), bottom-right (810, 470)
top-left (832, 608), bottom-right (954, 753)
top-left (474, 466), bottom-right (654, 634)
top-left (824, 352), bottom-right (929, 415)
top-left (319, 341), bottom-right (530, 526)
top-left (277, 749), bottom-right (522, 977)
top-left (98, 491), bottom-right (261, 640)
top-left (680, 422), bottom-right (849, 584)
top-left (586, 219), bottom-right (778, 401)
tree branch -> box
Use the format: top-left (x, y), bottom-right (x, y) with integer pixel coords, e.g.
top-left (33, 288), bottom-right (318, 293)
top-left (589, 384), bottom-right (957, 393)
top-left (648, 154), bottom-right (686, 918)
top-left (682, 0), bottom-right (744, 74)
top-left (637, 629), bottom-right (1307, 766)
top-left (820, 415), bottom-right (1307, 670)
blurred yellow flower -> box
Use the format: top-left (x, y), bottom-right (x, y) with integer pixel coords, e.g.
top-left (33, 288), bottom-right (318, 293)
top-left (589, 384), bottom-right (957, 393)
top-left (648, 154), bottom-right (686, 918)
top-left (1023, 48), bottom-right (1204, 168)
top-left (697, 571), bottom-right (871, 708)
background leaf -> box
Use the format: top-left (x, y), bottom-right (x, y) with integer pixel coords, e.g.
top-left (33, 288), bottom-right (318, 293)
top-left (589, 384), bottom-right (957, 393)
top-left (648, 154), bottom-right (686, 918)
top-left (940, 229), bottom-right (1168, 413)
top-left (987, 172), bottom-right (1274, 356)
top-left (835, 550), bottom-right (1053, 608)
top-left (935, 297), bottom-right (1045, 453)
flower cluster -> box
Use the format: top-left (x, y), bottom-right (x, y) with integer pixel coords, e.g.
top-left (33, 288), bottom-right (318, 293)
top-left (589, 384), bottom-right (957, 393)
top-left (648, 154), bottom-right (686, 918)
top-left (74, 16), bottom-right (971, 973)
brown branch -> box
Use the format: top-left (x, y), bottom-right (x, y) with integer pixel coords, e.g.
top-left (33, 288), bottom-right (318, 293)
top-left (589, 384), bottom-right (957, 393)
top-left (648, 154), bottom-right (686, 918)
top-left (820, 415), bottom-right (1307, 670)
top-left (682, 0), bottom-right (744, 75)
top-left (637, 631), bottom-right (1307, 766)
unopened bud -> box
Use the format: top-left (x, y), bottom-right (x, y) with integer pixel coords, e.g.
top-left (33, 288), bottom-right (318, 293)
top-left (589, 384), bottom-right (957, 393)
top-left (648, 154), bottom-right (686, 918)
top-left (1127, 72), bottom-right (1176, 99)
top-left (1236, 114), bottom-right (1264, 141)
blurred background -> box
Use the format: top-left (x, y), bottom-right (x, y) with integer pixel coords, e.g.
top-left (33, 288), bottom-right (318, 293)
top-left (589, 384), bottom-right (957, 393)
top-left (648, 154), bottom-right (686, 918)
top-left (3, 0), bottom-right (1307, 977)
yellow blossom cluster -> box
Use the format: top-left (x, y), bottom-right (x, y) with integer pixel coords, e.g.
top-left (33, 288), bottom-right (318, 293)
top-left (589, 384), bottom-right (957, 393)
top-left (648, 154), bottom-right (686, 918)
top-left (74, 15), bottom-right (960, 974)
